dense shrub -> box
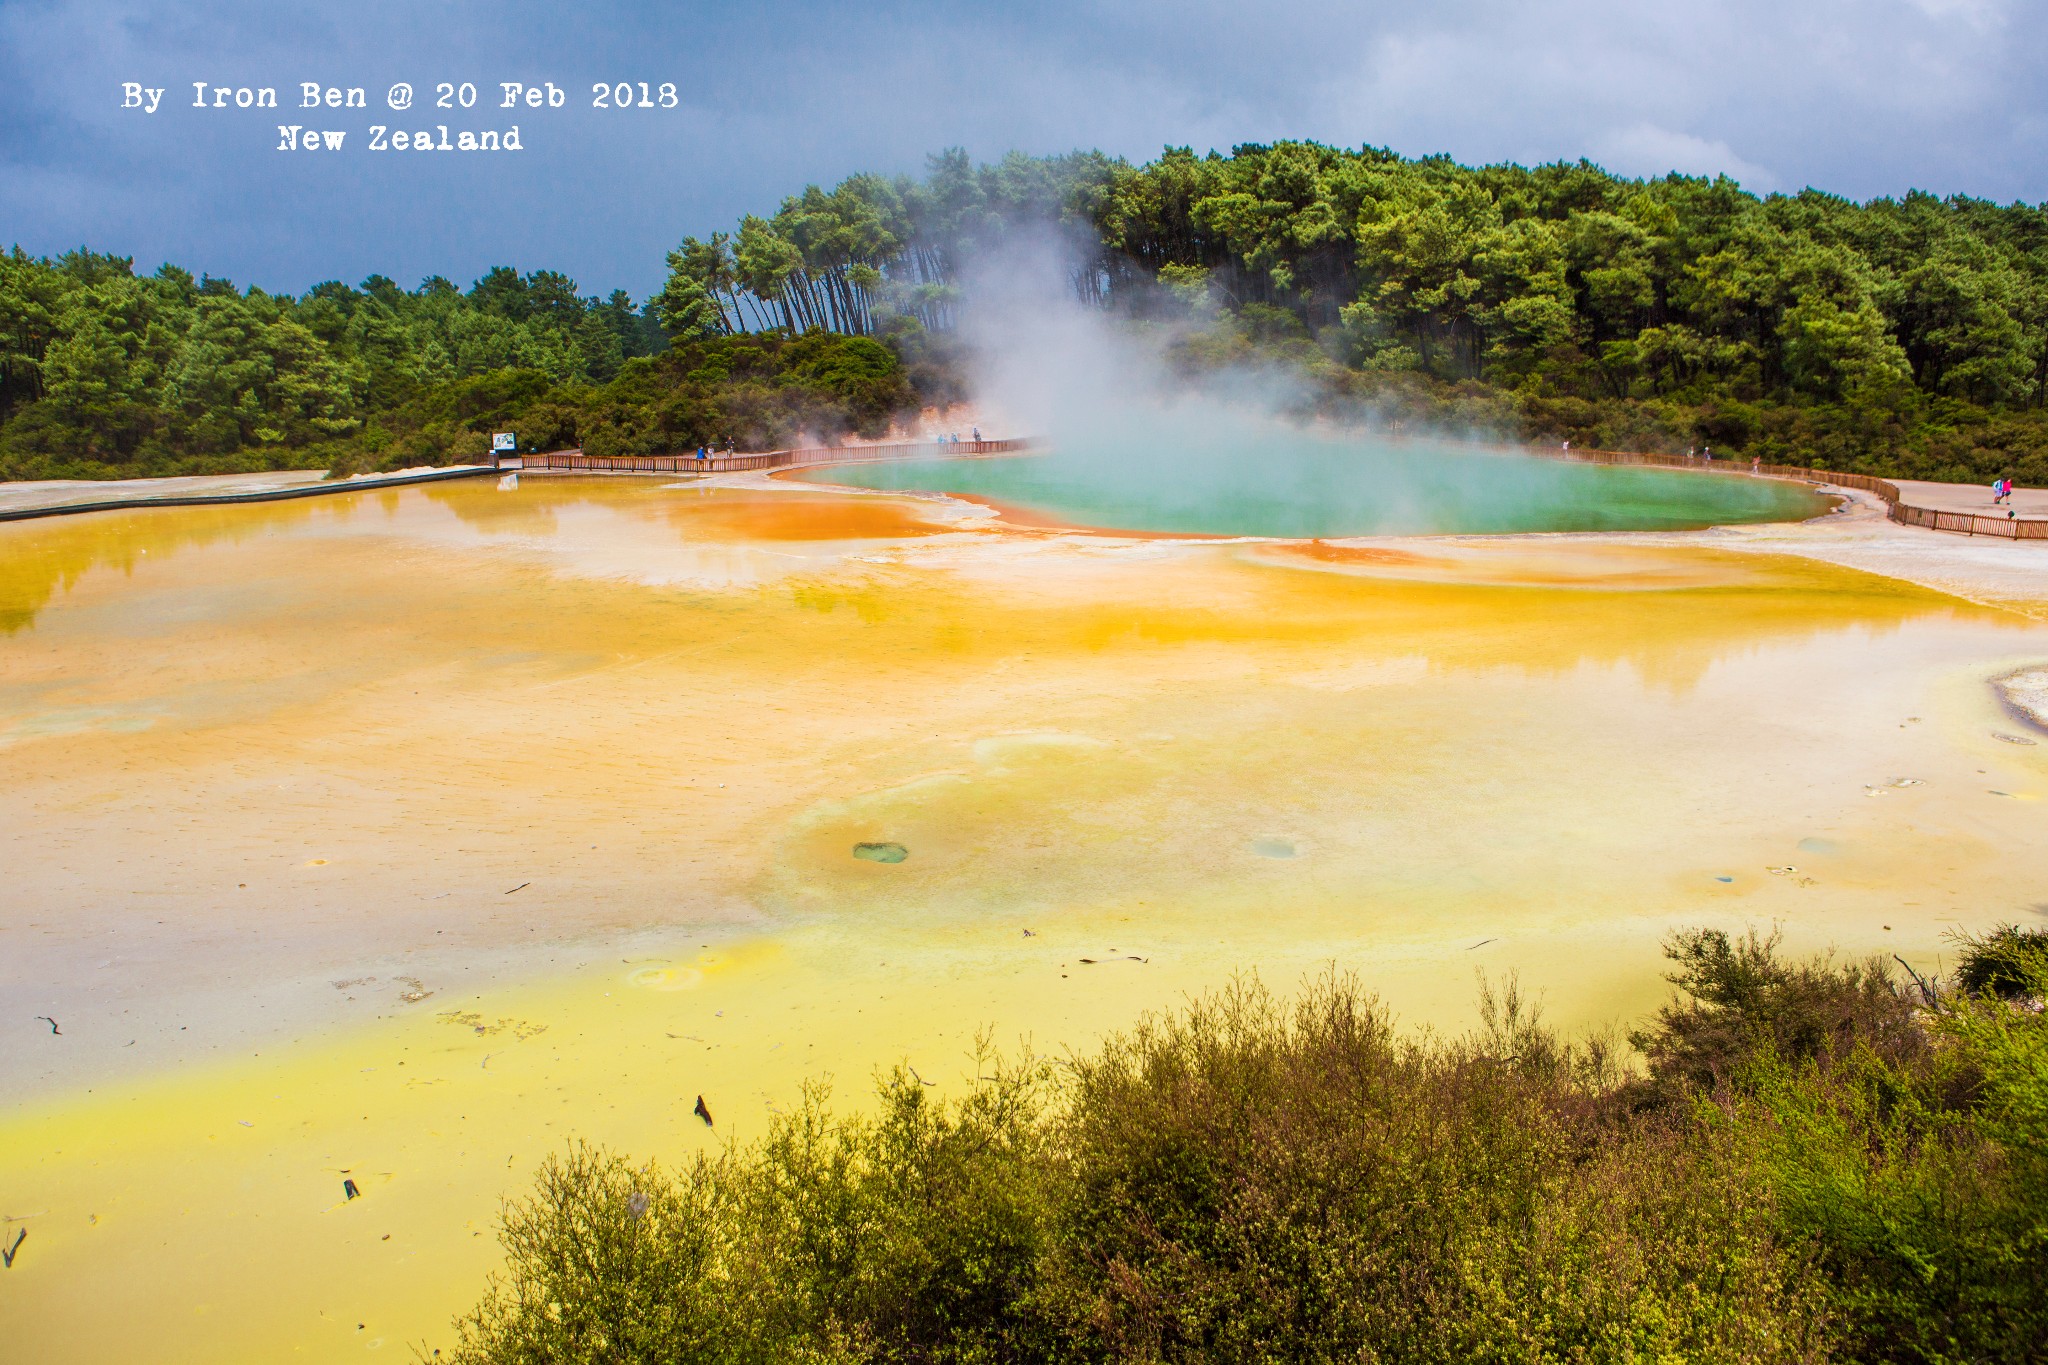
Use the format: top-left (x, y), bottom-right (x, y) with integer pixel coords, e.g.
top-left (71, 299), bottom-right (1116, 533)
top-left (448, 1059), bottom-right (1058, 1365)
top-left (1952, 924), bottom-right (2048, 1001)
top-left (1629, 930), bottom-right (2048, 1363)
top-left (1029, 975), bottom-right (1829, 1364)
top-left (442, 934), bottom-right (2048, 1364)
top-left (1628, 927), bottom-right (1926, 1095)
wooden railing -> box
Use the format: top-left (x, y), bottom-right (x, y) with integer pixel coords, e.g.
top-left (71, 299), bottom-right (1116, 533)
top-left (514, 436), bottom-right (2040, 542)
top-left (1525, 445), bottom-right (2045, 541)
top-left (518, 438), bottom-right (1030, 476)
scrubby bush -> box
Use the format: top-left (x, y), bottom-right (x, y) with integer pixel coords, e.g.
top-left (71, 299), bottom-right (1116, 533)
top-left (441, 935), bottom-right (2048, 1365)
top-left (1629, 927), bottom-right (1925, 1095)
top-left (447, 1057), bottom-right (1058, 1365)
top-left (1030, 975), bottom-right (1828, 1364)
top-left (1636, 929), bottom-right (2048, 1362)
top-left (1952, 923), bottom-right (2048, 1001)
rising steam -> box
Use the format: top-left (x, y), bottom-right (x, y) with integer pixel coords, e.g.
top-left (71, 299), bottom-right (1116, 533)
top-left (909, 232), bottom-right (1821, 538)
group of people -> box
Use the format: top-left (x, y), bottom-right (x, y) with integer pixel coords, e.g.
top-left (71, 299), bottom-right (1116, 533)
top-left (1992, 476), bottom-right (2018, 505)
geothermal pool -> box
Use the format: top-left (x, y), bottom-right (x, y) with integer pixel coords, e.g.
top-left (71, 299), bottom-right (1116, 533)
top-left (3, 474), bottom-right (2045, 1363)
top-left (793, 435), bottom-right (1831, 534)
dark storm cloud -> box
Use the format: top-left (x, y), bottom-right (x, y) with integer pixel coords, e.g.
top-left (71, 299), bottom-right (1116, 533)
top-left (1, 0), bottom-right (2041, 298)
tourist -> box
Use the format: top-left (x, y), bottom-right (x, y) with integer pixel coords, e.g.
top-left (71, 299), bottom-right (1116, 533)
top-left (971, 426), bottom-right (981, 443)
top-left (696, 444), bottom-right (707, 462)
top-left (1752, 456), bottom-right (1761, 474)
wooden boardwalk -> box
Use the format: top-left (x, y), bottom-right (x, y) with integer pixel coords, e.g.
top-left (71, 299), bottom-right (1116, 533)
top-left (1524, 445), bottom-right (2046, 542)
top-left (520, 436), bottom-right (2042, 542)
top-left (515, 438), bottom-right (1031, 476)
top-left (6, 436), bottom-right (2033, 542)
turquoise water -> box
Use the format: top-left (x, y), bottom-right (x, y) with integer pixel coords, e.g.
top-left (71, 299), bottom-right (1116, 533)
top-left (797, 436), bottom-right (1830, 537)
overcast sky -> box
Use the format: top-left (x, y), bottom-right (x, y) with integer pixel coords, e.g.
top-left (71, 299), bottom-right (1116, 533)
top-left (2, 0), bottom-right (2042, 300)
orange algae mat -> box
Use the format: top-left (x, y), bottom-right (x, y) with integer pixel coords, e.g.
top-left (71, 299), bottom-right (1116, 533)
top-left (2, 477), bottom-right (2045, 1362)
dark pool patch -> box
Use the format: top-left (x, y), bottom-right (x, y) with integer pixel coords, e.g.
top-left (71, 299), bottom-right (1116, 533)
top-left (852, 841), bottom-right (909, 864)
top-left (1251, 837), bottom-right (1297, 859)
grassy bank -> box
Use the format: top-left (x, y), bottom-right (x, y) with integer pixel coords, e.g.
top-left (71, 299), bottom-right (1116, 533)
top-left (440, 926), bottom-right (2048, 1364)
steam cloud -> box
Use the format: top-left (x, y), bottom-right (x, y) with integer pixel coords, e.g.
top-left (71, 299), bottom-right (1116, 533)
top-left (870, 232), bottom-right (1825, 539)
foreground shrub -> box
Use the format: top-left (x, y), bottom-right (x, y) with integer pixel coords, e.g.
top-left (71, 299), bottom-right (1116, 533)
top-left (1032, 975), bottom-right (1831, 1363)
top-left (1952, 924), bottom-right (2048, 1002)
top-left (442, 939), bottom-right (2048, 1364)
top-left (448, 1058), bottom-right (1057, 1365)
top-left (1629, 927), bottom-right (1924, 1095)
top-left (1632, 932), bottom-right (2048, 1364)
top-left (447, 1144), bottom-right (731, 1363)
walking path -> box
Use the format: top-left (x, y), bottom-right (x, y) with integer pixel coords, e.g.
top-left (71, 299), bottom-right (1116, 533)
top-left (1888, 478), bottom-right (2048, 519)
top-left (1537, 446), bottom-right (2044, 541)
top-left (1, 448), bottom-right (2040, 546)
top-left (0, 465), bottom-right (493, 521)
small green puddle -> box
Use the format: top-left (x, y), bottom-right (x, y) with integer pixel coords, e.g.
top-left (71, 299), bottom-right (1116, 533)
top-left (1250, 837), bottom-right (1297, 859)
top-left (852, 841), bottom-right (909, 864)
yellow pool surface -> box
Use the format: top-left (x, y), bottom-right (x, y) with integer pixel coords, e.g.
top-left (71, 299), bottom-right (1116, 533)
top-left (2, 475), bottom-right (2044, 1361)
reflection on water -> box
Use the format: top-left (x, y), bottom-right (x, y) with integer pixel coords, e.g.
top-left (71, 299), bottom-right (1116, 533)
top-left (414, 478), bottom-right (956, 543)
top-left (0, 480), bottom-right (1987, 755)
top-left (2, 474), bottom-right (2044, 1365)
top-left (796, 436), bottom-right (1832, 535)
top-left (0, 480), bottom-right (963, 634)
top-left (0, 497), bottom-right (333, 634)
